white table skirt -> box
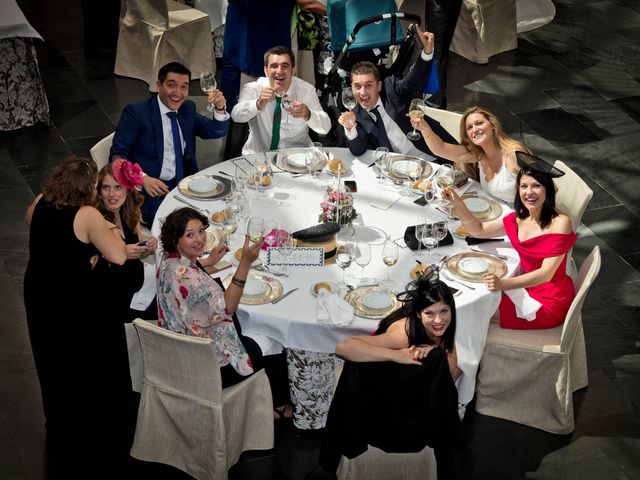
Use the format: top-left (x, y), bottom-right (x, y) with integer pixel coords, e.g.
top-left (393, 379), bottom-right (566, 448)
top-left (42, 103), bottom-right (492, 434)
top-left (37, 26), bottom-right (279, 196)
top-left (153, 147), bottom-right (517, 410)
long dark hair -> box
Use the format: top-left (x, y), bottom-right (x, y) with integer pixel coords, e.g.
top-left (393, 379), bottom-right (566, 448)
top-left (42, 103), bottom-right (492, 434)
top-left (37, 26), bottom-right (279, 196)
top-left (95, 164), bottom-right (144, 232)
top-left (160, 207), bottom-right (208, 254)
top-left (376, 277), bottom-right (456, 352)
top-left (513, 167), bottom-right (557, 229)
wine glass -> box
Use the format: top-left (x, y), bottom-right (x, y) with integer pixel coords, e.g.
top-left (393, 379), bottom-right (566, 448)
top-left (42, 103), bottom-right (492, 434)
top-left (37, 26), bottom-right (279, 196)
top-left (246, 217), bottom-right (265, 244)
top-left (436, 164), bottom-right (454, 214)
top-left (281, 93), bottom-right (294, 124)
top-left (342, 86), bottom-right (357, 111)
top-left (434, 219), bottom-right (449, 262)
top-left (381, 240), bottom-right (399, 289)
top-left (354, 242), bottom-right (372, 285)
top-left (420, 223), bottom-right (439, 264)
top-left (407, 98), bottom-right (425, 140)
top-left (234, 163), bottom-right (249, 192)
top-left (253, 156), bottom-right (270, 197)
top-left (200, 71), bottom-right (217, 112)
top-left (277, 225), bottom-right (294, 274)
top-left (415, 216), bottom-right (427, 258)
top-left (423, 181), bottom-right (435, 208)
top-left (219, 208), bottom-right (238, 246)
top-left (374, 147), bottom-right (389, 184)
top-left (406, 160), bottom-right (423, 196)
top-left (336, 243), bottom-right (353, 290)
top-left (305, 142), bottom-right (324, 179)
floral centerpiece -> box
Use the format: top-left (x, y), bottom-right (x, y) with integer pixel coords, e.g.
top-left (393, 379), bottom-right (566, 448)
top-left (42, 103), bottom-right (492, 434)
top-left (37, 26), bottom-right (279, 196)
top-left (318, 182), bottom-right (357, 226)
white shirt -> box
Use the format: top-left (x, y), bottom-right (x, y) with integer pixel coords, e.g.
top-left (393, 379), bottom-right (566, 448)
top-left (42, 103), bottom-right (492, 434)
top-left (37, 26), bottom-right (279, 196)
top-left (231, 76), bottom-right (331, 155)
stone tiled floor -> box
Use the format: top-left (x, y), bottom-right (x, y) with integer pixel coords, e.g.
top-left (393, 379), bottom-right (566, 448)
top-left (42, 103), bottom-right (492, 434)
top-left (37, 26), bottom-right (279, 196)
top-left (1, 0), bottom-right (639, 478)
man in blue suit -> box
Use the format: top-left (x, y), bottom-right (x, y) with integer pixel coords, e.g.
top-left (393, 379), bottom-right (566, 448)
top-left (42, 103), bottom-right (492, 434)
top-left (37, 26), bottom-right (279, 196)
top-left (111, 62), bottom-right (229, 223)
top-left (337, 27), bottom-right (455, 164)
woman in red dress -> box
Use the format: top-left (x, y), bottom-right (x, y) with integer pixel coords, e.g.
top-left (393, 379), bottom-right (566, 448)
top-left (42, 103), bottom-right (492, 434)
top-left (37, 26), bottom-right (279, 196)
top-left (443, 152), bottom-right (576, 329)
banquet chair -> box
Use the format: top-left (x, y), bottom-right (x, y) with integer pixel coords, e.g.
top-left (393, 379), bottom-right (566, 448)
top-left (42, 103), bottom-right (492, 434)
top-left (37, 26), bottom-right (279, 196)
top-left (474, 246), bottom-right (601, 434)
top-left (114, 0), bottom-right (214, 92)
top-left (130, 319), bottom-right (274, 480)
top-left (90, 132), bottom-right (115, 170)
top-left (553, 160), bottom-right (593, 278)
top-left (336, 444), bottom-right (437, 479)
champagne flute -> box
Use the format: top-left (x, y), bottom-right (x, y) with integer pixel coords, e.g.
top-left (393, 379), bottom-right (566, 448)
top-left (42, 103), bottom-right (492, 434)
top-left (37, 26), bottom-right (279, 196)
top-left (381, 240), bottom-right (399, 289)
top-left (342, 86), bottom-right (357, 111)
top-left (336, 243), bottom-right (353, 289)
top-left (354, 242), bottom-right (372, 285)
top-left (200, 71), bottom-right (217, 113)
top-left (374, 147), bottom-right (389, 184)
top-left (246, 217), bottom-right (265, 244)
top-left (407, 98), bottom-right (425, 140)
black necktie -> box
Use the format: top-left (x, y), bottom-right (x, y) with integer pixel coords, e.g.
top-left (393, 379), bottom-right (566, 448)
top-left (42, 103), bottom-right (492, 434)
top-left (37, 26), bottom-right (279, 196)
top-left (371, 106), bottom-right (393, 151)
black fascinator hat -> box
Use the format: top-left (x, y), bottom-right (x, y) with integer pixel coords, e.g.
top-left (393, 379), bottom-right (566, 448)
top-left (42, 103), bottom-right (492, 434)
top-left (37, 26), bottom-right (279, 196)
top-left (516, 151), bottom-right (564, 178)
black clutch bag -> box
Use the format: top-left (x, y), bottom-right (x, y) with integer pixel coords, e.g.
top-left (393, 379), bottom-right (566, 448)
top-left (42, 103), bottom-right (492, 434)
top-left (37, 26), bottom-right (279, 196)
top-left (465, 237), bottom-right (505, 245)
top-left (404, 226), bottom-right (453, 250)
top-left (292, 222), bottom-right (340, 242)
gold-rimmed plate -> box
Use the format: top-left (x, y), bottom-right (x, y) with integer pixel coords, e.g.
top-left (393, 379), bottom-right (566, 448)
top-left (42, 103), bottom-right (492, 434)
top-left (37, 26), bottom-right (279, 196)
top-left (345, 286), bottom-right (399, 319)
top-left (460, 193), bottom-right (502, 221)
top-left (205, 226), bottom-right (223, 253)
top-left (276, 148), bottom-right (328, 173)
top-left (222, 272), bottom-right (283, 304)
top-left (446, 252), bottom-right (507, 283)
top-left (178, 174), bottom-right (233, 200)
top-left (386, 155), bottom-right (432, 181)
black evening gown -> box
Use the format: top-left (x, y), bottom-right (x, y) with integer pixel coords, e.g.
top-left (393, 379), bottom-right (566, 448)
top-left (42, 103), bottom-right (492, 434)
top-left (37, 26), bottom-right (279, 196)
top-left (23, 200), bottom-right (134, 474)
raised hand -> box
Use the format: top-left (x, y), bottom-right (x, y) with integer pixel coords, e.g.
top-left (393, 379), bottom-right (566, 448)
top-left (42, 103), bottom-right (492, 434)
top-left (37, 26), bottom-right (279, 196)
top-left (338, 111), bottom-right (356, 131)
top-left (415, 24), bottom-right (435, 55)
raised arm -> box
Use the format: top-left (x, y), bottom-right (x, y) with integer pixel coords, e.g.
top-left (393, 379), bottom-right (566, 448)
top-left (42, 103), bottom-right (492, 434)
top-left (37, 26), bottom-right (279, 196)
top-left (412, 116), bottom-right (472, 162)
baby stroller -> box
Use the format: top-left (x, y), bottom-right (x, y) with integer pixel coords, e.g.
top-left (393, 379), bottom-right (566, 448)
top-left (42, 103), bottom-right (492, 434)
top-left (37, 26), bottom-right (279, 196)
top-left (318, 0), bottom-right (423, 147)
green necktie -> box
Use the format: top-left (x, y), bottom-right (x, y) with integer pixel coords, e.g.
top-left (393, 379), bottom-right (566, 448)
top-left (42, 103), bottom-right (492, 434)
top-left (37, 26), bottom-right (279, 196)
top-left (270, 96), bottom-right (282, 150)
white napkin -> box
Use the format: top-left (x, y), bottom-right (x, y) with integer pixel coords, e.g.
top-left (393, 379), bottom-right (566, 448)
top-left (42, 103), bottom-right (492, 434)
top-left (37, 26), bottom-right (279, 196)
top-left (504, 288), bottom-right (542, 321)
top-left (130, 262), bottom-right (157, 311)
top-left (317, 289), bottom-right (354, 326)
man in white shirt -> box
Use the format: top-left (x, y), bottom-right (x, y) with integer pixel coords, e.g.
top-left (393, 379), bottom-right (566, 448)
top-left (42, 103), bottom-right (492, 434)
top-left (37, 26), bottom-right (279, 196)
top-left (337, 27), bottom-right (456, 164)
top-left (231, 45), bottom-right (331, 154)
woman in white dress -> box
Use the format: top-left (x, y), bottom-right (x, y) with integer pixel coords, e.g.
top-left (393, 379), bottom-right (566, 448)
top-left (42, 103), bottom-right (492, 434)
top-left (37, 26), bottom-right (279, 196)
top-left (411, 106), bottom-right (529, 204)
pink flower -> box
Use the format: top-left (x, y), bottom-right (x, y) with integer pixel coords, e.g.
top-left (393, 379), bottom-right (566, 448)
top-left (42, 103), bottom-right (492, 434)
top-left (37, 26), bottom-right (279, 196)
top-left (112, 158), bottom-right (144, 190)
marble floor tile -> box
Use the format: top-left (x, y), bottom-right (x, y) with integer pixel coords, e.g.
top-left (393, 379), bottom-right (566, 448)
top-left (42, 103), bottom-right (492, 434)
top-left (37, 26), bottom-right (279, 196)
top-left (581, 205), bottom-right (640, 255)
top-left (49, 101), bottom-right (114, 142)
top-left (516, 108), bottom-right (602, 147)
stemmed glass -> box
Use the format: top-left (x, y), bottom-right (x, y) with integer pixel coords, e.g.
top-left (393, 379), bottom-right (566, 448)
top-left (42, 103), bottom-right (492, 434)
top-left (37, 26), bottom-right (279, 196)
top-left (305, 142), bottom-right (324, 179)
top-left (354, 242), bottom-right (372, 286)
top-left (246, 217), bottom-right (265, 244)
top-left (381, 240), bottom-right (399, 289)
top-left (277, 225), bottom-right (294, 274)
top-left (436, 164), bottom-right (454, 214)
top-left (415, 216), bottom-right (427, 258)
top-left (342, 86), bottom-right (357, 111)
top-left (374, 147), bottom-right (389, 184)
top-left (199, 71), bottom-right (217, 112)
top-left (434, 219), bottom-right (449, 262)
top-left (336, 243), bottom-right (354, 290)
top-left (253, 156), bottom-right (270, 196)
top-left (220, 208), bottom-right (238, 246)
top-left (420, 223), bottom-right (439, 264)
top-left (281, 93), bottom-right (294, 124)
top-left (423, 181), bottom-right (435, 208)
top-left (234, 163), bottom-right (249, 192)
top-left (407, 98), bottom-right (426, 140)
top-left (406, 160), bottom-right (423, 196)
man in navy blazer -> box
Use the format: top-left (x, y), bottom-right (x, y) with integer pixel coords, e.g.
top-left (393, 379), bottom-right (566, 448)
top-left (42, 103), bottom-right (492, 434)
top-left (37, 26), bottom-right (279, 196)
top-left (338, 28), bottom-right (455, 164)
top-left (110, 62), bottom-right (229, 223)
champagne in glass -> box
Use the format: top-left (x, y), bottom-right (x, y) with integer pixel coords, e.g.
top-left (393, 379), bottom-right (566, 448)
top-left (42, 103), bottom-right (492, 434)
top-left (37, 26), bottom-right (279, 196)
top-left (246, 217), bottom-right (265, 243)
top-left (406, 98), bottom-right (425, 140)
top-left (381, 240), bottom-right (399, 289)
top-left (200, 72), bottom-right (217, 112)
top-left (354, 242), bottom-right (372, 285)
top-left (437, 165), bottom-right (454, 214)
top-left (342, 86), bottom-right (357, 111)
top-left (336, 243), bottom-right (353, 289)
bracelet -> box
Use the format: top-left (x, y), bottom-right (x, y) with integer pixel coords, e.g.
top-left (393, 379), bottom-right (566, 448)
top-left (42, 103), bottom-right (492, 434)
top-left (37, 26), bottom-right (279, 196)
top-left (214, 107), bottom-right (226, 113)
top-left (231, 276), bottom-right (246, 288)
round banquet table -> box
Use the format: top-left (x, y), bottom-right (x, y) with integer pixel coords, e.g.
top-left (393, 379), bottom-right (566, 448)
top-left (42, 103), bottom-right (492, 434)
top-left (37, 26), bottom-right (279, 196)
top-left (152, 147), bottom-right (518, 428)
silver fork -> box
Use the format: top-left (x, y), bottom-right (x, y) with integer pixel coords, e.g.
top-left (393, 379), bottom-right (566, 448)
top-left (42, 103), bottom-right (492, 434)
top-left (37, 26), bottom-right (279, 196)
top-left (441, 271), bottom-right (476, 290)
top-left (252, 264), bottom-right (289, 277)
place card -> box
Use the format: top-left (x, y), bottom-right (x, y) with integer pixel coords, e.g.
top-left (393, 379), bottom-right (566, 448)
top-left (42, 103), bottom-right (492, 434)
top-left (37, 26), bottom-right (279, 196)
top-left (266, 247), bottom-right (325, 267)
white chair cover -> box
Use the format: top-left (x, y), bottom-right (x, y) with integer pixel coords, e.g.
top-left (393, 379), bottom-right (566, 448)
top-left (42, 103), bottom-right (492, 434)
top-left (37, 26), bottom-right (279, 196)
top-left (115, 0), bottom-right (214, 91)
top-left (450, 0), bottom-right (518, 64)
top-left (130, 319), bottom-right (274, 480)
top-left (474, 246), bottom-right (601, 434)
top-left (90, 132), bottom-right (115, 170)
top-left (337, 444), bottom-right (437, 480)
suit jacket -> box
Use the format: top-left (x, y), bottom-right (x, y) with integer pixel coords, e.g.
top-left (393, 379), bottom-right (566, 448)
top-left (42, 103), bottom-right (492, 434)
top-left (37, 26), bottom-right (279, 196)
top-left (346, 56), bottom-right (457, 161)
top-left (110, 95), bottom-right (229, 179)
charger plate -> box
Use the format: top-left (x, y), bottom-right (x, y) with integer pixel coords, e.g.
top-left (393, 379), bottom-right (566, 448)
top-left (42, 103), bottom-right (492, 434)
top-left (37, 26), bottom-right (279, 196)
top-left (178, 174), bottom-right (233, 200)
top-left (446, 252), bottom-right (507, 283)
top-left (344, 286), bottom-right (398, 319)
top-left (222, 272), bottom-right (283, 305)
top-left (275, 148), bottom-right (328, 173)
top-left (461, 193), bottom-right (502, 221)
top-left (204, 226), bottom-right (223, 253)
top-left (386, 155), bottom-right (432, 182)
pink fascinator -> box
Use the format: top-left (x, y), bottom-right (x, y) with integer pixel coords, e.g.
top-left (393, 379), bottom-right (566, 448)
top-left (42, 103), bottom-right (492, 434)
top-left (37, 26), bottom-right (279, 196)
top-left (112, 158), bottom-right (144, 190)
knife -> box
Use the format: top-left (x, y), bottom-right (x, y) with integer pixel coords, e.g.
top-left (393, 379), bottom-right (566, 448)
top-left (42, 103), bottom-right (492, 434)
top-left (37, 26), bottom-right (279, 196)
top-left (272, 288), bottom-right (299, 304)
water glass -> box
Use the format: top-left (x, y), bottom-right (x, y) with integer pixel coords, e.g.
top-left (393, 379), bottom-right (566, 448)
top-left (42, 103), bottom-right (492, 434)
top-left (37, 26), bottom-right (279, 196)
top-left (336, 243), bottom-right (354, 289)
top-left (420, 223), bottom-right (439, 264)
top-left (374, 147), bottom-right (389, 184)
top-left (354, 242), bottom-right (372, 285)
top-left (342, 86), bottom-right (357, 111)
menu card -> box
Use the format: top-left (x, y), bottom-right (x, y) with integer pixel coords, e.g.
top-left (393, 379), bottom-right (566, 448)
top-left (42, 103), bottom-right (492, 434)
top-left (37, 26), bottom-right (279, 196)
top-left (266, 247), bottom-right (325, 267)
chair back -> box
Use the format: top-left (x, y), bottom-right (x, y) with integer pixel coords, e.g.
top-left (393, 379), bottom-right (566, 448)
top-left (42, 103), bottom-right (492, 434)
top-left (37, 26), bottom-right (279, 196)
top-left (133, 319), bottom-right (223, 403)
top-left (553, 160), bottom-right (593, 230)
top-left (125, 0), bottom-right (168, 29)
top-left (560, 246), bottom-right (601, 352)
top-left (421, 106), bottom-right (462, 142)
top-left (90, 132), bottom-right (115, 170)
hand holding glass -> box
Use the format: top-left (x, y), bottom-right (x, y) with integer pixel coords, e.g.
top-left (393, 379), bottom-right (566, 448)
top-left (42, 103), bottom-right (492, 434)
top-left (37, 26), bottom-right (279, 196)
top-left (407, 99), bottom-right (425, 140)
top-left (246, 217), bottom-right (265, 244)
top-left (342, 86), bottom-right (357, 111)
top-left (200, 72), bottom-right (217, 112)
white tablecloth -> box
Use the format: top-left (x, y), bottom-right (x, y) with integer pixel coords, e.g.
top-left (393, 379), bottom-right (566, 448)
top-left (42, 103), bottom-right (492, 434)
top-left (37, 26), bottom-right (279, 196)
top-left (153, 147), bottom-right (517, 407)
